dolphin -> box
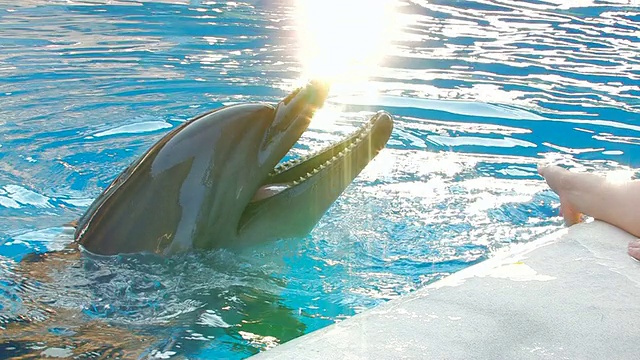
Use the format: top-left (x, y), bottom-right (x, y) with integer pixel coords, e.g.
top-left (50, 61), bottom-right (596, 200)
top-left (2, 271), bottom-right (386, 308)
top-left (74, 81), bottom-right (393, 255)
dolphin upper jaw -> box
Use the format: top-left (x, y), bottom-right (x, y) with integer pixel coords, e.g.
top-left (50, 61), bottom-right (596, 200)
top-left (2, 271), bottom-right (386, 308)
top-left (259, 81), bottom-right (330, 167)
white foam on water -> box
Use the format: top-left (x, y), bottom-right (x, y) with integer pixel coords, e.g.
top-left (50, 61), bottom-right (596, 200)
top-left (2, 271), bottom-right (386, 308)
top-left (1, 184), bottom-right (52, 208)
top-left (196, 310), bottom-right (231, 328)
top-left (0, 196), bottom-right (20, 208)
top-left (40, 347), bottom-right (73, 358)
top-left (427, 135), bottom-right (537, 148)
top-left (9, 226), bottom-right (75, 251)
top-left (91, 121), bottom-right (172, 138)
top-left (60, 197), bottom-right (94, 207)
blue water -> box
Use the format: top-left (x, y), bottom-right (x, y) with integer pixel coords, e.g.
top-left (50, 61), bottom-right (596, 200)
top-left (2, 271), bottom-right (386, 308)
top-left (1, 0), bottom-right (639, 358)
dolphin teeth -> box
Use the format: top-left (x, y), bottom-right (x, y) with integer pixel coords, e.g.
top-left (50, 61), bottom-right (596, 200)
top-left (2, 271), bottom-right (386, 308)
top-left (271, 116), bottom-right (377, 178)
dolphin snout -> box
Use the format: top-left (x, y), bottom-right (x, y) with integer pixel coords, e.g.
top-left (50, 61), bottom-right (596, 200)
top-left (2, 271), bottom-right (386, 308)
top-left (271, 80), bottom-right (330, 132)
top-left (370, 110), bottom-right (394, 150)
top-left (305, 79), bottom-right (330, 108)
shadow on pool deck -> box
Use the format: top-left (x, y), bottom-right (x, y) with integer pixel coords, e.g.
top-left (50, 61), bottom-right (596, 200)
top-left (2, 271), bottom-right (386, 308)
top-left (251, 221), bottom-right (640, 359)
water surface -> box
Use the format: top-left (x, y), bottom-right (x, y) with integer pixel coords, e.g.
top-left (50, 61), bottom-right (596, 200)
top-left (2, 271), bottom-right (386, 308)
top-left (0, 0), bottom-right (639, 358)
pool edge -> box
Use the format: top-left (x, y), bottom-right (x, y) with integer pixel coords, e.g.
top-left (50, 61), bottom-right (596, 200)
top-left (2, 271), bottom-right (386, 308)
top-left (250, 220), bottom-right (640, 359)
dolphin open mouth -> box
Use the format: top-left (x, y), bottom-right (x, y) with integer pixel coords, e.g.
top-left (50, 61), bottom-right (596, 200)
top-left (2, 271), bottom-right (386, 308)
top-left (234, 82), bottom-right (393, 242)
top-left (250, 110), bottom-right (394, 203)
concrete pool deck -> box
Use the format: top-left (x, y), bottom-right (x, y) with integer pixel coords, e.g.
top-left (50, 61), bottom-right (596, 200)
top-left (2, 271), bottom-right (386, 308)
top-left (252, 220), bottom-right (640, 359)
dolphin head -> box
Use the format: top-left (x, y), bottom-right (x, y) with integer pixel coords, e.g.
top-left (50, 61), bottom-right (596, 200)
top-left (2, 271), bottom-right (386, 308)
top-left (75, 81), bottom-right (392, 255)
top-left (183, 80), bottom-right (333, 250)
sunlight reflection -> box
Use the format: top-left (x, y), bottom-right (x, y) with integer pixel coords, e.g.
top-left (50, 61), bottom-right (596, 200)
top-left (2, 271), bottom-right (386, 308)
top-left (295, 0), bottom-right (402, 87)
top-left (307, 106), bottom-right (345, 131)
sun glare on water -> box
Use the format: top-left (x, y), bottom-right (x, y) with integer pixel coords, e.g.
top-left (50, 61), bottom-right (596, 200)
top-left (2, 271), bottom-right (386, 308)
top-left (294, 0), bottom-right (402, 89)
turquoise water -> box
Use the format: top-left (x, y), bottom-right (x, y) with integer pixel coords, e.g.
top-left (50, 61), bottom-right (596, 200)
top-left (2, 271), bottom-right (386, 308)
top-left (1, 0), bottom-right (639, 358)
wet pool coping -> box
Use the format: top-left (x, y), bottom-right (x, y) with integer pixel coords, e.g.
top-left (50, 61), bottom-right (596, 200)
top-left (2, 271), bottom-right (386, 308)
top-left (251, 220), bottom-right (640, 359)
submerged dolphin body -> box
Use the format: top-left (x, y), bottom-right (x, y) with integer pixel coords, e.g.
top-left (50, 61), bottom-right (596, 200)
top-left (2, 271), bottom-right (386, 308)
top-left (75, 81), bottom-right (393, 255)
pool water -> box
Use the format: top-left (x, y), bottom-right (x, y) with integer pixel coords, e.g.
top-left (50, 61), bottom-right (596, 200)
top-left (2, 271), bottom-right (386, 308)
top-left (1, 0), bottom-right (639, 358)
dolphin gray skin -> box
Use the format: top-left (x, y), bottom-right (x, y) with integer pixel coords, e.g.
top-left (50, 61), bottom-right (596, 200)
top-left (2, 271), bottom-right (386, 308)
top-left (75, 81), bottom-right (393, 255)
